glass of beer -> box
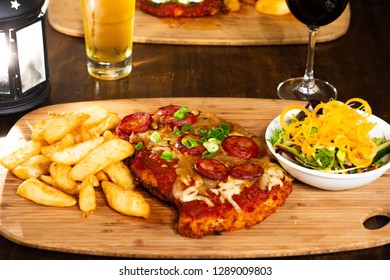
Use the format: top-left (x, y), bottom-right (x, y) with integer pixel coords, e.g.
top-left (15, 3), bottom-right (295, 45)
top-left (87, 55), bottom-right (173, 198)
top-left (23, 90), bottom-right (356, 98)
top-left (81, 0), bottom-right (135, 80)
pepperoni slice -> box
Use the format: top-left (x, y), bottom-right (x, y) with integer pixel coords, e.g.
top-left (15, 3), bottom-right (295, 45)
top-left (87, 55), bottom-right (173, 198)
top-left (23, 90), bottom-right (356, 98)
top-left (229, 163), bottom-right (264, 180)
top-left (155, 105), bottom-right (196, 128)
top-left (194, 158), bottom-right (228, 181)
top-left (155, 105), bottom-right (181, 116)
top-left (118, 112), bottom-right (152, 134)
top-left (161, 113), bottom-right (196, 128)
top-left (115, 125), bottom-right (131, 140)
top-left (175, 134), bottom-right (205, 156)
top-left (222, 136), bottom-right (258, 159)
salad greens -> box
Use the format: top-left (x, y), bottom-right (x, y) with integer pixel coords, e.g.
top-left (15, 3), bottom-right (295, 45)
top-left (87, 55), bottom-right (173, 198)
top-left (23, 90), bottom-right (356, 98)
top-left (269, 100), bottom-right (390, 174)
top-left (270, 128), bottom-right (389, 173)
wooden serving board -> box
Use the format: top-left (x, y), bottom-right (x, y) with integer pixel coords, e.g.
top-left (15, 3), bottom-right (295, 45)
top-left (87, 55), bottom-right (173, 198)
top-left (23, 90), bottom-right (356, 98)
top-left (47, 0), bottom-right (351, 45)
top-left (1, 98), bottom-right (389, 259)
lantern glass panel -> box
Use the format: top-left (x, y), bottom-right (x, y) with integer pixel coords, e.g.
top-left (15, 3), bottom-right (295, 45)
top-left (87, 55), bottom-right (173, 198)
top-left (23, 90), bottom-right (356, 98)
top-left (0, 32), bottom-right (10, 95)
top-left (16, 20), bottom-right (46, 94)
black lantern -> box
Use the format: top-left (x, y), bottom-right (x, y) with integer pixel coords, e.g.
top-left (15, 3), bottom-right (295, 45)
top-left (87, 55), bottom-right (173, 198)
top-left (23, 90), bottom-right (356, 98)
top-left (0, 0), bottom-right (50, 115)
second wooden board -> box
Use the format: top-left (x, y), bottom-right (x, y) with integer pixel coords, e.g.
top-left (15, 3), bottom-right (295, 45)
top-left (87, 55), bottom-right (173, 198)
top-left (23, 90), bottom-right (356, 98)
top-left (48, 0), bottom-right (351, 45)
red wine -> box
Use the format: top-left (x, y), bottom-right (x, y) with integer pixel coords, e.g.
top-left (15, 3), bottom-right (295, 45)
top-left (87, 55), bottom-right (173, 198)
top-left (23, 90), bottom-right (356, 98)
top-left (286, 0), bottom-right (349, 27)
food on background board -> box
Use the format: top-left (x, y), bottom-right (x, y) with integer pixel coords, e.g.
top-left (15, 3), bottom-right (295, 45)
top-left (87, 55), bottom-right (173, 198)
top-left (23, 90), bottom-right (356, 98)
top-left (136, 0), bottom-right (290, 18)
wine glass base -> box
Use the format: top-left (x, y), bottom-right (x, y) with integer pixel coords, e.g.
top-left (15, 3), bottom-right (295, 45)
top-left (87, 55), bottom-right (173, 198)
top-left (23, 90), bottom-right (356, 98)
top-left (277, 77), bottom-right (337, 102)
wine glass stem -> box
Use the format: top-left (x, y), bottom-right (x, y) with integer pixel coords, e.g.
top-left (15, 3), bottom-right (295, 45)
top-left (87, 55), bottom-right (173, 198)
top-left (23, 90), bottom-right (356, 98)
top-left (298, 26), bottom-right (319, 95)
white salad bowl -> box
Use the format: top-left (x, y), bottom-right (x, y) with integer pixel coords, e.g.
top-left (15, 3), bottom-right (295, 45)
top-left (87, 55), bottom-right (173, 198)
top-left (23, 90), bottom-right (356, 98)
top-left (265, 110), bottom-right (390, 191)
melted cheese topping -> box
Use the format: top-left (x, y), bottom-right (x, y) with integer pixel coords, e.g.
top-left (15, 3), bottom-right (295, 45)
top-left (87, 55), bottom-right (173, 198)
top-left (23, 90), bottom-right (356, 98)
top-left (179, 164), bottom-right (287, 213)
top-left (174, 151), bottom-right (287, 212)
top-left (216, 176), bottom-right (243, 212)
top-left (259, 163), bottom-right (286, 190)
top-left (181, 185), bottom-right (214, 207)
top-left (180, 176), bottom-right (246, 211)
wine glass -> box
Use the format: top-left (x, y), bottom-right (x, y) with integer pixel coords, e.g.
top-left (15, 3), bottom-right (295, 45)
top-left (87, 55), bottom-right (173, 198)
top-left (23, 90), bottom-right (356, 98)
top-left (277, 0), bottom-right (350, 102)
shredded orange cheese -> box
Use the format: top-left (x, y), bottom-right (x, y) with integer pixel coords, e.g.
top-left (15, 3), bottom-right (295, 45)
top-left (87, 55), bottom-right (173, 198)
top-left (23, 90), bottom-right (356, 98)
top-left (279, 98), bottom-right (377, 168)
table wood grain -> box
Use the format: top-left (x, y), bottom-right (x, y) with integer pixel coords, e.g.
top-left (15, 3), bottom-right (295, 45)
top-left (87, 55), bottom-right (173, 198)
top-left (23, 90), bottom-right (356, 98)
top-left (1, 0), bottom-right (389, 260)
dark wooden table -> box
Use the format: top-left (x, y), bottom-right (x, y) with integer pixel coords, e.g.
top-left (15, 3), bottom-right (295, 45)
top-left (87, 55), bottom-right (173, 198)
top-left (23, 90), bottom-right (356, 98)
top-left (1, 0), bottom-right (389, 259)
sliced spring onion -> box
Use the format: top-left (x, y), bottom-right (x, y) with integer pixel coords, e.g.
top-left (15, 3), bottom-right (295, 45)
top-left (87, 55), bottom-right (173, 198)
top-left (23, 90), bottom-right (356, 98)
top-left (203, 138), bottom-right (219, 153)
top-left (174, 106), bottom-right (189, 120)
top-left (219, 123), bottom-right (231, 135)
top-left (200, 123), bottom-right (230, 142)
top-left (161, 151), bottom-right (173, 161)
top-left (173, 128), bottom-right (182, 137)
top-left (181, 137), bottom-right (199, 148)
top-left (181, 124), bottom-right (193, 134)
top-left (173, 124), bottom-right (193, 136)
top-left (202, 151), bottom-right (218, 158)
top-left (150, 131), bottom-right (161, 143)
top-left (134, 142), bottom-right (143, 150)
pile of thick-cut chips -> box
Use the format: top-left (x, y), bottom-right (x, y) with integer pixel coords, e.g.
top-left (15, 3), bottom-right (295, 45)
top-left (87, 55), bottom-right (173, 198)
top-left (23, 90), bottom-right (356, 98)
top-left (0, 106), bottom-right (150, 219)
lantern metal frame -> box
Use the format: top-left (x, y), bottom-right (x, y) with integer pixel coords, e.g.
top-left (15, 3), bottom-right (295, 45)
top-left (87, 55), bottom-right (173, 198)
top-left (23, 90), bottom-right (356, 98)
top-left (0, 0), bottom-right (50, 116)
